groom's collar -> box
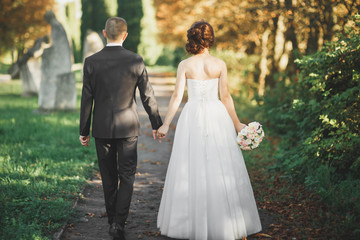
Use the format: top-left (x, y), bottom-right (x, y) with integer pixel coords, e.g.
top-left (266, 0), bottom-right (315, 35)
top-left (106, 42), bottom-right (123, 47)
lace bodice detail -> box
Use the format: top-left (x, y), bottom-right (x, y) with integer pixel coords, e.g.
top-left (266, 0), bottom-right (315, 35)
top-left (187, 78), bottom-right (219, 101)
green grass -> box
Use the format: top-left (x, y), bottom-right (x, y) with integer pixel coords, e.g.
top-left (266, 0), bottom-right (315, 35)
top-left (0, 62), bottom-right (11, 74)
top-left (0, 79), bottom-right (97, 239)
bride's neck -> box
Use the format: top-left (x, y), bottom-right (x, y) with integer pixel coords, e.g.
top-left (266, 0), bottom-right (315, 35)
top-left (196, 48), bottom-right (210, 56)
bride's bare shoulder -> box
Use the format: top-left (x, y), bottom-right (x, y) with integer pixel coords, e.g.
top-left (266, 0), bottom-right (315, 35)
top-left (180, 56), bottom-right (195, 65)
top-left (210, 55), bottom-right (226, 66)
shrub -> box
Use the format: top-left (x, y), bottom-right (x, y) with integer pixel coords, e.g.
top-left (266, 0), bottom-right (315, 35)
top-left (261, 15), bottom-right (360, 238)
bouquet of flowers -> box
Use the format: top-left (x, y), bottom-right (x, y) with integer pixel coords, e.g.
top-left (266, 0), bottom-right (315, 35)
top-left (236, 122), bottom-right (265, 150)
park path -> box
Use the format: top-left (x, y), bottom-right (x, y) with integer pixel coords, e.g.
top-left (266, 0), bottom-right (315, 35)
top-left (59, 74), bottom-right (272, 240)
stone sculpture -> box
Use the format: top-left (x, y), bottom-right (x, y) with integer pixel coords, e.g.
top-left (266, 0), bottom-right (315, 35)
top-left (38, 10), bottom-right (76, 110)
top-left (83, 30), bottom-right (104, 60)
top-left (8, 37), bottom-right (46, 96)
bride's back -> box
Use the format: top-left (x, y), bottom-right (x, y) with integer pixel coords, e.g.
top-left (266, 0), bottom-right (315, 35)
top-left (183, 54), bottom-right (223, 80)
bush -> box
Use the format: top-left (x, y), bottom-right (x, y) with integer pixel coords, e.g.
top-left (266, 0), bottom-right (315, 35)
top-left (261, 15), bottom-right (360, 238)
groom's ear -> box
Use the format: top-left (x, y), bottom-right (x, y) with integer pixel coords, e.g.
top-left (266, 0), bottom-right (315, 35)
top-left (122, 32), bottom-right (128, 41)
top-left (102, 29), bottom-right (107, 38)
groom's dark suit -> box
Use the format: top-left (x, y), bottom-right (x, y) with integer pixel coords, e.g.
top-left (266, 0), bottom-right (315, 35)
top-left (80, 45), bottom-right (162, 226)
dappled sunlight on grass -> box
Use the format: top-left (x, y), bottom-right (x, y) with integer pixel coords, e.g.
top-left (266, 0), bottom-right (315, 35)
top-left (0, 80), bottom-right (97, 239)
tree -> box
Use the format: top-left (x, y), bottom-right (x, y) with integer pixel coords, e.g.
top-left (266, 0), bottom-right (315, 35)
top-left (117, 0), bottom-right (143, 53)
top-left (153, 0), bottom-right (360, 94)
top-left (261, 15), bottom-right (360, 237)
top-left (138, 0), bottom-right (163, 65)
top-left (0, 0), bottom-right (54, 61)
top-left (80, 0), bottom-right (109, 51)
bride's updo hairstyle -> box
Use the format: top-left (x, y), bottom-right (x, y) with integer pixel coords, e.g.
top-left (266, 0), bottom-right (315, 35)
top-left (185, 21), bottom-right (214, 55)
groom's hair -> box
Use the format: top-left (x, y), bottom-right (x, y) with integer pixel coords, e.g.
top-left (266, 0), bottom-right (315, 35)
top-left (105, 17), bottom-right (127, 40)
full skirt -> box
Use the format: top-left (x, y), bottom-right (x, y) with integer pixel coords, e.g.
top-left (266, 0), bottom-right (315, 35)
top-left (157, 99), bottom-right (262, 240)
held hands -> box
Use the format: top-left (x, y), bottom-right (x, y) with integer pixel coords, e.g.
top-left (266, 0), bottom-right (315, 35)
top-left (79, 135), bottom-right (90, 146)
top-left (156, 124), bottom-right (169, 143)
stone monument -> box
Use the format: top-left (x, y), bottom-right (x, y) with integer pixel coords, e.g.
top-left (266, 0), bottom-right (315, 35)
top-left (8, 37), bottom-right (45, 96)
top-left (38, 10), bottom-right (76, 110)
top-left (83, 30), bottom-right (104, 60)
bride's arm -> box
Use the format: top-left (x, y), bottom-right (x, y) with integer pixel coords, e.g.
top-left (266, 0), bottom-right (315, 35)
top-left (219, 60), bottom-right (246, 133)
top-left (157, 61), bottom-right (187, 139)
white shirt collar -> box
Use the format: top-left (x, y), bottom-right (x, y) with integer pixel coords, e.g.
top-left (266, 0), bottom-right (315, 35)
top-left (106, 42), bottom-right (122, 47)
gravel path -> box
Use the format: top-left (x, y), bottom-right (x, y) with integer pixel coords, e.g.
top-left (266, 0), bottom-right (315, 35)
top-left (59, 76), bottom-right (272, 240)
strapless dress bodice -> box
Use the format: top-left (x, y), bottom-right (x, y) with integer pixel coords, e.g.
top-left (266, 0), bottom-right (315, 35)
top-left (187, 78), bottom-right (219, 102)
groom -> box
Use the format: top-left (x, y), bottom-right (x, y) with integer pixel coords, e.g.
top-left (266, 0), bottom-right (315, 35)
top-left (79, 17), bottom-right (162, 239)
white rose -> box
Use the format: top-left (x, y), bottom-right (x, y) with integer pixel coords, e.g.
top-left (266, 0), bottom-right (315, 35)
top-left (240, 128), bottom-right (247, 136)
top-left (249, 122), bottom-right (260, 128)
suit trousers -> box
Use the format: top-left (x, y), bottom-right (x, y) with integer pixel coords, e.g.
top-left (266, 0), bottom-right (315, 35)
top-left (95, 137), bottom-right (138, 225)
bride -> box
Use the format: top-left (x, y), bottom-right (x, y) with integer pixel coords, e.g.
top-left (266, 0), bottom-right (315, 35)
top-left (156, 21), bottom-right (262, 240)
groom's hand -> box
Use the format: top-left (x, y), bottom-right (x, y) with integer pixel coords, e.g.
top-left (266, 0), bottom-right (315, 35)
top-left (152, 130), bottom-right (157, 141)
top-left (79, 135), bottom-right (90, 146)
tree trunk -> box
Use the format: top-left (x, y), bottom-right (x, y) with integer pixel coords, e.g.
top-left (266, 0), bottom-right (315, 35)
top-left (11, 46), bottom-right (15, 64)
top-left (283, 0), bottom-right (298, 77)
top-left (258, 28), bottom-right (271, 96)
top-left (266, 16), bottom-right (279, 88)
top-left (322, 2), bottom-right (334, 42)
top-left (306, 14), bottom-right (320, 54)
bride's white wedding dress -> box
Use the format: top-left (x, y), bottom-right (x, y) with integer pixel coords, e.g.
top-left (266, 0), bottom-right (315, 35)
top-left (157, 78), bottom-right (262, 240)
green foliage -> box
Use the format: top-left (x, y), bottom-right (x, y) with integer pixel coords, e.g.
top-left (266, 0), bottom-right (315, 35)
top-left (211, 49), bottom-right (260, 93)
top-left (117, 0), bottom-right (143, 53)
top-left (104, 0), bottom-right (118, 16)
top-left (155, 46), bottom-right (187, 67)
top-left (261, 15), bottom-right (360, 238)
top-left (0, 62), bottom-right (10, 74)
top-left (81, 0), bottom-right (110, 52)
top-left (0, 79), bottom-right (97, 239)
top-left (64, 1), bottom-right (82, 63)
top-left (138, 0), bottom-right (162, 65)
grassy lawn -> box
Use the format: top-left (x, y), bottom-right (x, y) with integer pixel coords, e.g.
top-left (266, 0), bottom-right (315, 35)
top-left (0, 62), bottom-right (10, 74)
top-left (0, 78), bottom-right (97, 239)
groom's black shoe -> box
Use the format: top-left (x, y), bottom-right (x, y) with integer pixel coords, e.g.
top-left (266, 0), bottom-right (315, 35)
top-left (109, 223), bottom-right (125, 240)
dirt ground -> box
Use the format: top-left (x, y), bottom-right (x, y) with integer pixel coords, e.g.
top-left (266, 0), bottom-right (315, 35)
top-left (58, 76), bottom-right (273, 240)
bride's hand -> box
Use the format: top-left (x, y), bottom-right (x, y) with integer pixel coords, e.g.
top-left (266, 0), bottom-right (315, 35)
top-left (157, 124), bottom-right (169, 143)
top-left (236, 123), bottom-right (247, 133)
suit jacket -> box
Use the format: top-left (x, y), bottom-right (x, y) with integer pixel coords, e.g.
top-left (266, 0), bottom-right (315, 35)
top-left (79, 46), bottom-right (162, 138)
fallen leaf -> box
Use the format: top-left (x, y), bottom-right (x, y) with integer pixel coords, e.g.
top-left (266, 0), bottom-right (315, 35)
top-left (254, 233), bottom-right (272, 238)
top-left (86, 212), bottom-right (95, 217)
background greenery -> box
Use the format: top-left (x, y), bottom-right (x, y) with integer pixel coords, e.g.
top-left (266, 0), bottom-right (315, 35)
top-left (258, 15), bottom-right (360, 238)
top-left (0, 0), bottom-right (359, 239)
top-left (0, 77), bottom-right (97, 239)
